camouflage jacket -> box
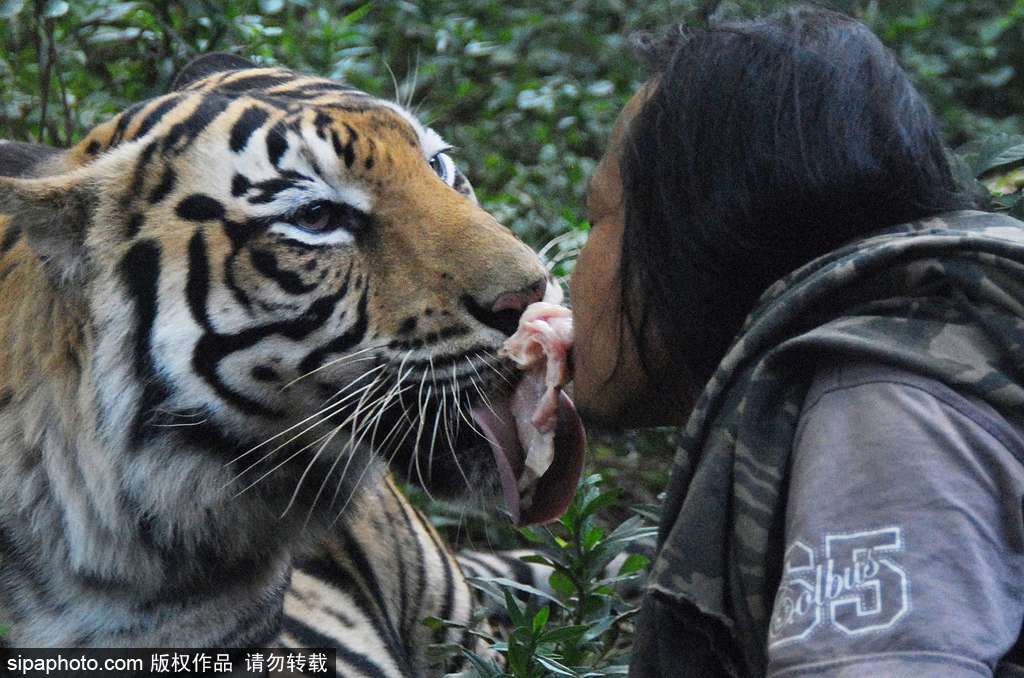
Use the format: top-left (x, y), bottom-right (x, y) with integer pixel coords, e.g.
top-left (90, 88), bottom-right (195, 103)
top-left (631, 210), bottom-right (1024, 676)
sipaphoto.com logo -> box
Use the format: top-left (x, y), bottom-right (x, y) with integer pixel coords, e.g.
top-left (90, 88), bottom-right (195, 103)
top-left (6, 653), bottom-right (143, 676)
top-left (769, 525), bottom-right (910, 648)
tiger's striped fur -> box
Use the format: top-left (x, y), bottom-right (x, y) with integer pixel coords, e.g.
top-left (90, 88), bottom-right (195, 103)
top-left (280, 475), bottom-right (485, 676)
top-left (0, 55), bottom-right (550, 659)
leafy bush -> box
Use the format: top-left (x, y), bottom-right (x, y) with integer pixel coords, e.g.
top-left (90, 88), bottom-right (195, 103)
top-left (428, 474), bottom-right (658, 677)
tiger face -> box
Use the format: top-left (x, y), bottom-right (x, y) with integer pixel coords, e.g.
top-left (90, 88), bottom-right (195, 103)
top-left (0, 56), bottom-right (552, 520)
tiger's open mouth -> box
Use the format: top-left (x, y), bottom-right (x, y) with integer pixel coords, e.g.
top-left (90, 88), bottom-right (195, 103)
top-left (470, 381), bottom-right (585, 525)
top-left (315, 294), bottom-right (584, 525)
top-left (471, 296), bottom-right (585, 525)
top-left (369, 360), bottom-right (584, 526)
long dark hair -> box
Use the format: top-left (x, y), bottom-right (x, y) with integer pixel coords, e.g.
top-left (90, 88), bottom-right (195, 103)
top-left (619, 5), bottom-right (972, 389)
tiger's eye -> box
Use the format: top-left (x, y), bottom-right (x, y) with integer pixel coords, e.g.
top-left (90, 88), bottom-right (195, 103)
top-left (294, 202), bottom-right (331, 232)
top-left (429, 155), bottom-right (445, 178)
top-left (429, 151), bottom-right (455, 186)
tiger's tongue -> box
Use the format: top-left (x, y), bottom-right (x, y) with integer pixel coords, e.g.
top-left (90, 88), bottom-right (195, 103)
top-left (470, 374), bottom-right (585, 526)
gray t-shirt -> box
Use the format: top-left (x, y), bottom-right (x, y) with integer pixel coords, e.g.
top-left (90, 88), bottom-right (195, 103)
top-left (767, 359), bottom-right (1024, 677)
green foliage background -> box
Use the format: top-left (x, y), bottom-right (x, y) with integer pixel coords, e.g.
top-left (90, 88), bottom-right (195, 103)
top-left (3, 0), bottom-right (1023, 244)
top-left (2, 0), bottom-right (1024, 673)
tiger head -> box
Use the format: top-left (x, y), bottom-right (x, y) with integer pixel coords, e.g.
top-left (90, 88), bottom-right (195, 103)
top-left (0, 55), bottom-right (583, 526)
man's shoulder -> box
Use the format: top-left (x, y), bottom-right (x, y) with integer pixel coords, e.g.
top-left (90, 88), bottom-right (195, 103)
top-left (802, 357), bottom-right (1024, 464)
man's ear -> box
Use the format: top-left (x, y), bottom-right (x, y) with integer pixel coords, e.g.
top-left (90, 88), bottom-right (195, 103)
top-left (0, 171), bottom-right (97, 284)
top-left (172, 53), bottom-right (257, 90)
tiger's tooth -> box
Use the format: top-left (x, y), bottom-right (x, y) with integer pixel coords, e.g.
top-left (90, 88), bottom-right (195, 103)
top-left (520, 434), bottom-right (555, 492)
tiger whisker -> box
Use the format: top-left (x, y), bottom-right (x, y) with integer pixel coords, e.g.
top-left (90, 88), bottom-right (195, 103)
top-left (279, 344), bottom-right (384, 391)
top-left (407, 51), bottom-right (421, 111)
top-left (367, 356), bottom-right (414, 454)
top-left (307, 366), bottom-right (391, 510)
top-left (546, 247), bottom-right (580, 263)
top-left (437, 366), bottom-right (474, 493)
top-left (374, 401), bottom-right (417, 474)
top-left (440, 389), bottom-right (473, 494)
top-left (392, 351), bottom-right (417, 426)
top-left (411, 384), bottom-right (435, 504)
top-left (150, 419), bottom-right (210, 428)
top-left (408, 368), bottom-right (430, 481)
top-left (383, 59), bottom-right (401, 107)
top-left (224, 369), bottom-right (387, 481)
top-left (224, 398), bottom-right (363, 485)
top-left (477, 350), bottom-right (515, 387)
top-left (451, 366), bottom-right (487, 441)
top-left (544, 251), bottom-right (580, 273)
top-left (440, 370), bottom-right (456, 454)
top-left (230, 428), bottom-right (336, 500)
top-left (536, 229), bottom-right (579, 260)
top-left (368, 381), bottom-right (414, 455)
top-left (150, 406), bottom-right (206, 418)
top-left (228, 364), bottom-right (388, 466)
top-left (329, 449), bottom-right (383, 528)
top-left (428, 357), bottom-right (440, 480)
top-left (465, 356), bottom-right (503, 423)
top-left (320, 361), bottom-right (391, 406)
top-left (279, 422), bottom-right (346, 520)
top-left (285, 355), bottom-right (378, 388)
top-left (333, 400), bottom-right (420, 528)
top-left (470, 379), bottom-right (504, 427)
top-left (322, 379), bottom-right (398, 516)
top-left (427, 393), bottom-right (443, 484)
top-left (449, 364), bottom-right (463, 442)
top-left (304, 371), bottom-right (390, 524)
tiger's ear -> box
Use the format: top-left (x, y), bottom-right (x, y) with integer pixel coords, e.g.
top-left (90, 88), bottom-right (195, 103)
top-left (172, 53), bottom-right (257, 90)
top-left (0, 172), bottom-right (97, 284)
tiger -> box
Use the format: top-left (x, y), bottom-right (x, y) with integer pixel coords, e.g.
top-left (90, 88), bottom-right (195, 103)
top-left (0, 52), bottom-right (587, 669)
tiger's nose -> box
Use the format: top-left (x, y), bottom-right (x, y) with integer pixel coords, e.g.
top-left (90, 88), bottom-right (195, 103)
top-left (463, 277), bottom-right (547, 336)
top-left (491, 278), bottom-right (546, 314)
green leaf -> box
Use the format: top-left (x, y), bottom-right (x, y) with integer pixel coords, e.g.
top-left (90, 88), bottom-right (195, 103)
top-left (421, 615), bottom-right (445, 631)
top-left (43, 0), bottom-right (68, 18)
top-left (535, 654), bottom-right (577, 676)
top-left (617, 553), bottom-right (650, 576)
top-left (521, 554), bottom-right (556, 568)
top-left (956, 134), bottom-right (1024, 176)
top-left (476, 576), bottom-right (570, 610)
top-left (81, 2), bottom-right (139, 24)
top-left (507, 638), bottom-right (531, 677)
top-left (258, 0), bottom-right (285, 14)
top-left (583, 525), bottom-right (604, 550)
top-left (549, 570), bottom-right (576, 598)
top-left (581, 490), bottom-right (620, 518)
top-left (1010, 198), bottom-right (1024, 221)
top-left (503, 587), bottom-right (526, 626)
top-left (460, 649), bottom-right (505, 677)
top-left (532, 605), bottom-right (550, 634)
top-left (339, 2), bottom-right (373, 26)
top-left (517, 526), bottom-right (545, 543)
top-left (979, 65), bottom-right (1016, 89)
top-left (603, 516), bottom-right (658, 546)
top-left (582, 607), bottom-right (639, 642)
top-left (539, 624), bottom-right (589, 644)
top-left (0, 0), bottom-right (25, 19)
top-left (991, 193), bottom-right (1023, 211)
top-left (631, 505), bottom-right (663, 524)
